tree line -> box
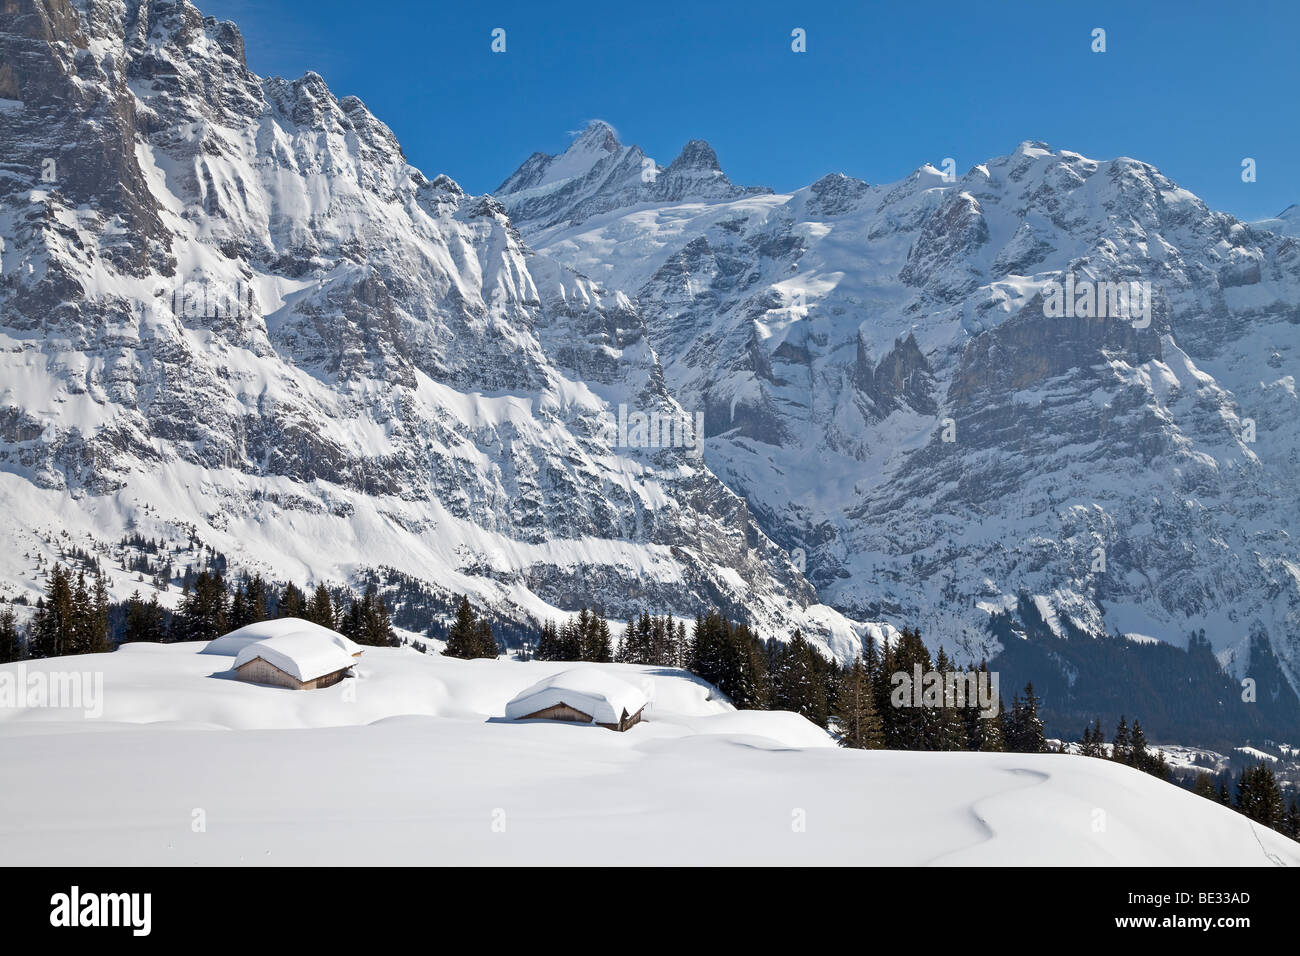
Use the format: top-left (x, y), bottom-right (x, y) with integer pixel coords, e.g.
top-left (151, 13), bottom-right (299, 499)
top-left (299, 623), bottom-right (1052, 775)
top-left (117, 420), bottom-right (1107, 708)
top-left (0, 563), bottom-right (400, 662)
top-left (1186, 761), bottom-right (1300, 844)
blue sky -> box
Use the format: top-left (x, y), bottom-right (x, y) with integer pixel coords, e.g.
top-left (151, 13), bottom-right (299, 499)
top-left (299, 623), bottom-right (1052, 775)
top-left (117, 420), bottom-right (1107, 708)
top-left (201, 0), bottom-right (1298, 220)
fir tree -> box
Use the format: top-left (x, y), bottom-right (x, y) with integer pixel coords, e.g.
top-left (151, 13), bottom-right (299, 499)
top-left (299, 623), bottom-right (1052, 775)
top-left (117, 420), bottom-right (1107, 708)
top-left (1128, 719), bottom-right (1149, 770)
top-left (730, 622), bottom-right (770, 710)
top-left (30, 563), bottom-right (75, 658)
top-left (933, 647), bottom-right (967, 751)
top-left (306, 584), bottom-right (335, 630)
top-left (834, 657), bottom-right (884, 749)
top-left (774, 630), bottom-right (829, 728)
top-left (443, 596), bottom-right (492, 658)
top-left (278, 582), bottom-right (306, 620)
top-left (1285, 795), bottom-right (1300, 842)
top-left (0, 604), bottom-right (19, 663)
top-left (1004, 682), bottom-right (1046, 753)
top-left (88, 571), bottom-right (110, 653)
top-left (357, 585), bottom-right (396, 647)
top-left (535, 620), bottom-right (560, 661)
top-left (964, 662), bottom-right (1005, 752)
top-left (581, 610), bottom-right (612, 663)
top-left (173, 570), bottom-right (228, 642)
top-left (244, 574), bottom-right (269, 624)
top-left (1193, 771), bottom-right (1217, 801)
top-left (1235, 763), bottom-right (1285, 827)
top-left (887, 628), bottom-right (937, 749)
top-left (123, 590), bottom-right (167, 644)
top-left (1111, 715), bottom-right (1131, 765)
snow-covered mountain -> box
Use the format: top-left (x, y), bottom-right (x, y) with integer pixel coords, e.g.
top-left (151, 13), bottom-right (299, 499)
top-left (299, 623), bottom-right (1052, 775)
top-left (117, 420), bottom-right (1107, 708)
top-left (497, 123), bottom-right (1300, 704)
top-left (0, 0), bottom-right (881, 658)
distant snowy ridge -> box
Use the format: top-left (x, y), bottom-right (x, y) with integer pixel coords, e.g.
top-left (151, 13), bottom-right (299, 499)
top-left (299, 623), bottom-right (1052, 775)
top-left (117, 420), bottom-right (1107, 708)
top-left (497, 123), bottom-right (1300, 698)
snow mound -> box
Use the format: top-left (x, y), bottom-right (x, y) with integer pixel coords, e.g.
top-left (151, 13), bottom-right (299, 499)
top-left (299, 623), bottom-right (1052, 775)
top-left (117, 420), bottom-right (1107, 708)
top-left (505, 667), bottom-right (649, 724)
top-left (232, 633), bottom-right (358, 683)
top-left (0, 646), bottom-right (1297, 864)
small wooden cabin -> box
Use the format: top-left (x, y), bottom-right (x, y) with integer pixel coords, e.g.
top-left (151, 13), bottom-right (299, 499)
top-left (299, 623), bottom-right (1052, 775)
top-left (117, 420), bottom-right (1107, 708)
top-left (505, 668), bottom-right (649, 732)
top-left (233, 654), bottom-right (351, 690)
top-left (231, 631), bottom-right (357, 691)
top-left (515, 700), bottom-right (645, 732)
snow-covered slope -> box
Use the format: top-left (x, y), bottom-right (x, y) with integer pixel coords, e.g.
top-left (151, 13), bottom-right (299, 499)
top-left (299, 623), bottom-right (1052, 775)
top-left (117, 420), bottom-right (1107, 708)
top-left (0, 1), bottom-right (880, 657)
top-left (1253, 205), bottom-right (1300, 239)
top-left (498, 125), bottom-right (1300, 696)
top-left (1, 644), bottom-right (1295, 865)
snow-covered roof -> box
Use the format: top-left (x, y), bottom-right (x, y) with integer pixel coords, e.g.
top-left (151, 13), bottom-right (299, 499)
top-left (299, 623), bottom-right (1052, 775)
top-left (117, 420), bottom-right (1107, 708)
top-left (505, 668), bottom-right (648, 725)
top-left (205, 618), bottom-right (362, 658)
top-left (232, 632), bottom-right (358, 683)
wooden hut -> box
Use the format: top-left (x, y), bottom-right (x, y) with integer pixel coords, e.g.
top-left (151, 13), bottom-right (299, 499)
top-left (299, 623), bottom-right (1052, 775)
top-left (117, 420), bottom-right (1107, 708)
top-left (232, 632), bottom-right (357, 691)
top-left (505, 668), bottom-right (648, 732)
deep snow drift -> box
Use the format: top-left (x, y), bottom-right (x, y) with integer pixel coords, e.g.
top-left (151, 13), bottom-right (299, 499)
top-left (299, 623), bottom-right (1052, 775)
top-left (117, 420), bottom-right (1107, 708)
top-left (0, 644), bottom-right (1295, 866)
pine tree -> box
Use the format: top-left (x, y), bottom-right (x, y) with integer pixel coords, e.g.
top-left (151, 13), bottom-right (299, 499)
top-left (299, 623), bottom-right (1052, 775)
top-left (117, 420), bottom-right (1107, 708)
top-left (443, 596), bottom-right (492, 659)
top-left (1193, 771), bottom-right (1217, 801)
top-left (67, 570), bottom-right (88, 654)
top-left (173, 570), bottom-right (228, 642)
top-left (535, 620), bottom-right (560, 660)
top-left (872, 636), bottom-right (896, 744)
top-left (278, 582), bottom-right (306, 620)
top-left (357, 585), bottom-right (396, 647)
top-left (582, 611), bottom-right (612, 663)
top-left (244, 575), bottom-right (269, 624)
top-left (88, 571), bottom-right (110, 653)
top-left (1235, 763), bottom-right (1285, 827)
top-left (556, 616), bottom-right (582, 660)
top-left (123, 590), bottom-right (167, 644)
top-left (1129, 719), bottom-right (1149, 770)
top-left (730, 623), bottom-right (770, 710)
top-left (228, 584), bottom-right (251, 631)
top-left (0, 604), bottom-right (19, 663)
top-left (623, 611), bottom-right (653, 664)
top-left (306, 584), bottom-right (335, 629)
top-left (677, 619), bottom-right (694, 670)
top-left (1004, 682), bottom-right (1046, 753)
top-left (835, 657), bottom-right (884, 749)
top-left (933, 647), bottom-right (967, 751)
top-left (30, 563), bottom-right (75, 658)
top-left (774, 630), bottom-right (829, 728)
top-left (1284, 795), bottom-right (1300, 842)
top-left (887, 628), bottom-right (937, 749)
top-left (1111, 715), bottom-right (1131, 765)
top-left (474, 618), bottom-right (497, 658)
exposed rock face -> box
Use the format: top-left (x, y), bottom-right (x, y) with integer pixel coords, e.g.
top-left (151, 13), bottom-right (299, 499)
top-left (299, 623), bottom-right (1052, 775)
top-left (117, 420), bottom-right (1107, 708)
top-left (499, 133), bottom-right (1300, 695)
top-left (0, 0), bottom-right (883, 659)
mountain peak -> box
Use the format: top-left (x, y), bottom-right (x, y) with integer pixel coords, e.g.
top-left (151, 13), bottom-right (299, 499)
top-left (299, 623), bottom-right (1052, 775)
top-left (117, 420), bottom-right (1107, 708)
top-left (667, 139), bottom-right (722, 173)
top-left (569, 119), bottom-right (621, 154)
